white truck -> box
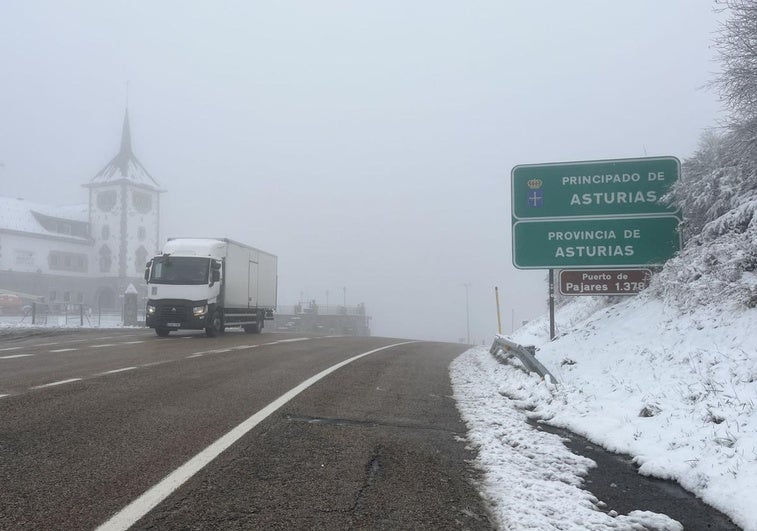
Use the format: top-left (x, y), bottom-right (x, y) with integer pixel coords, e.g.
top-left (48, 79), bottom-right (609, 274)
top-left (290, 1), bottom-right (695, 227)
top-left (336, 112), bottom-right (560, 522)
top-left (144, 238), bottom-right (277, 337)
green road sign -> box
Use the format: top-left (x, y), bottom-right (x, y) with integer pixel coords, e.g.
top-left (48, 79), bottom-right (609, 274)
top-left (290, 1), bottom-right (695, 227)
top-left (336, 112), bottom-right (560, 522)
top-left (512, 156), bottom-right (680, 219)
top-left (512, 216), bottom-right (681, 269)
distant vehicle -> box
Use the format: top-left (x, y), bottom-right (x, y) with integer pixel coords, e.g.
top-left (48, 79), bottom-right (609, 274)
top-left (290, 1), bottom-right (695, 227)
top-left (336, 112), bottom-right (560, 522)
top-left (144, 238), bottom-right (277, 337)
top-left (0, 294), bottom-right (23, 315)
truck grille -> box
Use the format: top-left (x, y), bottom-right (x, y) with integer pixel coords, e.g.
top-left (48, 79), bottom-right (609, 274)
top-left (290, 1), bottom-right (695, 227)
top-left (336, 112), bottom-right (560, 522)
top-left (158, 305), bottom-right (189, 321)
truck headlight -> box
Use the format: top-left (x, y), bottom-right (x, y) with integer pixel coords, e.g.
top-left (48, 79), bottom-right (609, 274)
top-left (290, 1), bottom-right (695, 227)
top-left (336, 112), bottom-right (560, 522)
top-left (193, 305), bottom-right (208, 316)
top-left (147, 304), bottom-right (156, 315)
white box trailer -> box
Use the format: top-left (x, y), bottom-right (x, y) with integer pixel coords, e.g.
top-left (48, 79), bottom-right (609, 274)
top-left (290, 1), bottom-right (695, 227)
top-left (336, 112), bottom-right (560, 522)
top-left (144, 238), bottom-right (277, 337)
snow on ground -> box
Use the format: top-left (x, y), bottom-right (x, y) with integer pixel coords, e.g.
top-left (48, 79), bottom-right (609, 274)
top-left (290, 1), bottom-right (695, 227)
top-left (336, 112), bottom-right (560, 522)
top-left (451, 294), bottom-right (756, 530)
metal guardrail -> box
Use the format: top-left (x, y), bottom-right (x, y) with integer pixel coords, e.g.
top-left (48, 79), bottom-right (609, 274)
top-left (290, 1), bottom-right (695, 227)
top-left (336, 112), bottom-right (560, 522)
top-left (490, 335), bottom-right (558, 385)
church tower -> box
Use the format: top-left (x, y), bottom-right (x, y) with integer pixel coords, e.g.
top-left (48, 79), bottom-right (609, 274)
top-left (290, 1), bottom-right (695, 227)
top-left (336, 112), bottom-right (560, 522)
top-left (84, 110), bottom-right (163, 308)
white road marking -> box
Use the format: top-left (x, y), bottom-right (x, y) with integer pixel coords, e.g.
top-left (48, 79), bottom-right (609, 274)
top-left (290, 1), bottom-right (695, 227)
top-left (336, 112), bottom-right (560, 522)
top-left (0, 346), bottom-right (22, 352)
top-left (91, 344), bottom-right (118, 348)
top-left (119, 341), bottom-right (145, 345)
top-left (276, 337), bottom-right (310, 343)
top-left (141, 361), bottom-right (171, 368)
top-left (0, 394), bottom-right (9, 399)
top-left (49, 348), bottom-right (78, 353)
top-left (0, 354), bottom-right (34, 360)
top-left (31, 378), bottom-right (83, 389)
top-left (186, 348), bottom-right (232, 359)
top-left (98, 367), bottom-right (138, 376)
top-left (96, 341), bottom-right (416, 531)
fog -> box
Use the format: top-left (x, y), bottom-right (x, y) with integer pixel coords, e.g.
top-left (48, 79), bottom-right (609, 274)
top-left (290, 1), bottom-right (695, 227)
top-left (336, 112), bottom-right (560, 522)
top-left (0, 2), bottom-right (722, 342)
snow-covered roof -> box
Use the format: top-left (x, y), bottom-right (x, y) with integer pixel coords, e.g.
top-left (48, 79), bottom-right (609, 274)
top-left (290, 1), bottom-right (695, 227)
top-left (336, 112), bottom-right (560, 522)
top-left (0, 196), bottom-right (90, 241)
top-left (85, 109), bottom-right (163, 192)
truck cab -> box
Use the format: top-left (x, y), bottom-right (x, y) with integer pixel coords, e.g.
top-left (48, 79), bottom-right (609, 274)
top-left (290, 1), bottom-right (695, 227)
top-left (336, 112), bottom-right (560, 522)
top-left (144, 242), bottom-right (224, 337)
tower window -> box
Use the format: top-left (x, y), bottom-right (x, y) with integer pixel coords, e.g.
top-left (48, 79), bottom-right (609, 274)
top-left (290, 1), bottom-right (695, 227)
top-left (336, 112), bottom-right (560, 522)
top-left (133, 192), bottom-right (152, 213)
top-left (97, 190), bottom-right (117, 212)
top-left (99, 245), bottom-right (112, 273)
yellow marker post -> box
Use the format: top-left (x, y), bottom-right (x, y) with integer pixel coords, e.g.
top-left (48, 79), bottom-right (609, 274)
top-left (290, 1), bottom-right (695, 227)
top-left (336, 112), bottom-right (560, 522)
top-left (494, 286), bottom-right (502, 335)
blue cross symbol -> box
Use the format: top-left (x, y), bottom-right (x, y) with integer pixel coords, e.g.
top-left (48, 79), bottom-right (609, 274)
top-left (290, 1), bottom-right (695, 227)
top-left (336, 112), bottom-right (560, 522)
top-left (528, 190), bottom-right (544, 207)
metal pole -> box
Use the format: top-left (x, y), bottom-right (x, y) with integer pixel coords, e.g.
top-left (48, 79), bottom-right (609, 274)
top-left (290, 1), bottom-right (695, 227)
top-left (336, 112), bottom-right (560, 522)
top-left (494, 286), bottom-right (502, 335)
top-left (463, 283), bottom-right (470, 344)
top-left (549, 269), bottom-right (556, 340)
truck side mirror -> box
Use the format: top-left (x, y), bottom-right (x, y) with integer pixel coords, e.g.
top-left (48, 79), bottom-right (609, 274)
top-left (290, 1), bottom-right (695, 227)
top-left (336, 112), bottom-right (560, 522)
top-left (144, 260), bottom-right (152, 282)
top-left (211, 270), bottom-right (220, 283)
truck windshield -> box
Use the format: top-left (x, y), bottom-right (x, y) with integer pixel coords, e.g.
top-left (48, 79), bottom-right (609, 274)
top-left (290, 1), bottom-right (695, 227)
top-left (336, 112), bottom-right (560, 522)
top-left (149, 256), bottom-right (209, 285)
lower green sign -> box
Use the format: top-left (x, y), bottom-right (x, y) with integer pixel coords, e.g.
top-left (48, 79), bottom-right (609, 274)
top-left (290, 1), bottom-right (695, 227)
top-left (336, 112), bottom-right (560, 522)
top-left (513, 216), bottom-right (681, 269)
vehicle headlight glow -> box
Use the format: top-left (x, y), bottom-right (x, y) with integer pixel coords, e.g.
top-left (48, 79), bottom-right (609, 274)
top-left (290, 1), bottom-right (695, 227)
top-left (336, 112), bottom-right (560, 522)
top-left (193, 305), bottom-right (208, 316)
top-left (147, 304), bottom-right (156, 314)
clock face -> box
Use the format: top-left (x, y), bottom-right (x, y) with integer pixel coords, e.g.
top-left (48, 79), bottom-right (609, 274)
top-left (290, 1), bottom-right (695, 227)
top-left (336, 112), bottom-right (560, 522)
top-left (132, 191), bottom-right (152, 213)
top-left (97, 190), bottom-right (117, 212)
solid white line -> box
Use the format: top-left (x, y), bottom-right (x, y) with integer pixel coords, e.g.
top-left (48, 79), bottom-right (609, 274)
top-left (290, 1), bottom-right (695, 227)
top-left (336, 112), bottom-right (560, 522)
top-left (96, 340), bottom-right (416, 531)
top-left (98, 367), bottom-right (138, 375)
top-left (31, 378), bottom-right (83, 389)
top-left (49, 348), bottom-right (78, 353)
top-left (0, 354), bottom-right (34, 360)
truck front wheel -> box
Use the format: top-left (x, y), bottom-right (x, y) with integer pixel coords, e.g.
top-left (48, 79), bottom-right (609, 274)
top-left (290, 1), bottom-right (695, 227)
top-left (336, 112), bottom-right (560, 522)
top-left (155, 328), bottom-right (170, 337)
top-left (205, 311), bottom-right (223, 337)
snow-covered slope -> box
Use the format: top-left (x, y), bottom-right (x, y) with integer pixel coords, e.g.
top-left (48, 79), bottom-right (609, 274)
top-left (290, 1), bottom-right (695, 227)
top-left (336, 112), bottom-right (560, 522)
top-left (505, 292), bottom-right (756, 529)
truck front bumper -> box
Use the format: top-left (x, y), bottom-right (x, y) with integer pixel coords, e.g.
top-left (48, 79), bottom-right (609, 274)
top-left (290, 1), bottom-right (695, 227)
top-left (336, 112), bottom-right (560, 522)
top-left (145, 300), bottom-right (209, 331)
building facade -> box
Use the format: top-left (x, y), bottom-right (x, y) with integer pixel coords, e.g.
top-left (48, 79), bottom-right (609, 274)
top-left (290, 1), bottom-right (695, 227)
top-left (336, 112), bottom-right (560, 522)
top-left (0, 111), bottom-right (163, 311)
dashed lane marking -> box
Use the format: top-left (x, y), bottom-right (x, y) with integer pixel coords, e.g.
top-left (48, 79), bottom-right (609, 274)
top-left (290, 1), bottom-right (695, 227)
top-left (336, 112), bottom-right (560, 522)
top-left (91, 344), bottom-right (118, 348)
top-left (30, 378), bottom-right (83, 390)
top-left (276, 337), bottom-right (311, 343)
top-left (98, 367), bottom-right (138, 376)
top-left (96, 340), bottom-right (417, 531)
top-left (0, 346), bottom-right (22, 352)
top-left (0, 354), bottom-right (34, 360)
top-left (49, 348), bottom-right (78, 353)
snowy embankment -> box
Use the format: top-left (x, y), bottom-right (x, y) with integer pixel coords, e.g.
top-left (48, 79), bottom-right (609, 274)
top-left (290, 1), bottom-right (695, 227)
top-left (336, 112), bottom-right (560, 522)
top-left (451, 293), bottom-right (756, 530)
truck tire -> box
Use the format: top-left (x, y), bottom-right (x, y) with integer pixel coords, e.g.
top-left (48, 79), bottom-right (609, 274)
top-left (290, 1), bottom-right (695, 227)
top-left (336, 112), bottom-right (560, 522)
top-left (243, 311), bottom-right (263, 334)
top-left (155, 328), bottom-right (170, 337)
top-left (205, 311), bottom-right (223, 337)
top-left (243, 323), bottom-right (260, 334)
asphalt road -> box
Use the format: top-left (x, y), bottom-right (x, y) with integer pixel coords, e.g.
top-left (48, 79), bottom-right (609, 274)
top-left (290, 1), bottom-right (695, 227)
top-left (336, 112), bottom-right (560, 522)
top-left (0, 330), bottom-right (493, 530)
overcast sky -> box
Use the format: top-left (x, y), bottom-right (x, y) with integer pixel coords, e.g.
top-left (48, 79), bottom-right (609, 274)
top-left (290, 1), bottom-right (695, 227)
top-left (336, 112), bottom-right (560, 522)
top-left (0, 1), bottom-right (723, 342)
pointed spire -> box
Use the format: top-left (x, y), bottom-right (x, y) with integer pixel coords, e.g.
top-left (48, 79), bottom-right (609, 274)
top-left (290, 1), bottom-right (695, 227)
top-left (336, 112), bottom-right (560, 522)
top-left (120, 108), bottom-right (132, 155)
